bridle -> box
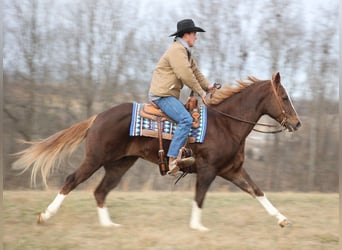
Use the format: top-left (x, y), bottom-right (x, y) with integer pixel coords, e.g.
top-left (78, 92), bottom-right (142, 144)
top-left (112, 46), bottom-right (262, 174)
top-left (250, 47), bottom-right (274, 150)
top-left (206, 80), bottom-right (288, 134)
top-left (269, 78), bottom-right (288, 127)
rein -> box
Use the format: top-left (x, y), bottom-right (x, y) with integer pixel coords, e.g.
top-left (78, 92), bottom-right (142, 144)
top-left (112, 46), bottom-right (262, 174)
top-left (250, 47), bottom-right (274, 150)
top-left (205, 80), bottom-right (287, 134)
top-left (206, 106), bottom-right (285, 134)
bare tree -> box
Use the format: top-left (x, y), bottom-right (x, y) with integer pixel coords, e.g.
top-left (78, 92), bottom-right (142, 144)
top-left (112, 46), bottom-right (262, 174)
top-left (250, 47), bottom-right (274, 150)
top-left (4, 0), bottom-right (55, 188)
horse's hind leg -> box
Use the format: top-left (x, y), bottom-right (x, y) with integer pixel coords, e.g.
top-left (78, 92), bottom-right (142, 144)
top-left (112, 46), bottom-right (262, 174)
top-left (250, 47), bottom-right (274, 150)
top-left (38, 157), bottom-right (102, 224)
top-left (220, 167), bottom-right (289, 227)
top-left (94, 156), bottom-right (138, 227)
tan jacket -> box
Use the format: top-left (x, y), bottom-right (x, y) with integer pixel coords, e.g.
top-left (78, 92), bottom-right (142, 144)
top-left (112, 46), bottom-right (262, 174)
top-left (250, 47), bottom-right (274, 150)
top-left (149, 41), bottom-right (209, 99)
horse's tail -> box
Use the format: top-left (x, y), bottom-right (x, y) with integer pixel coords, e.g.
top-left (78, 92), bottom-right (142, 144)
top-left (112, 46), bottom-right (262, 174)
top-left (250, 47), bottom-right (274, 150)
top-left (12, 115), bottom-right (97, 188)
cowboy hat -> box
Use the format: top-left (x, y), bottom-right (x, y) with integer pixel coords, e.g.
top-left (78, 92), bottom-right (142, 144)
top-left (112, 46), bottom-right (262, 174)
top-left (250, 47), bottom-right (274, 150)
top-left (169, 19), bottom-right (205, 37)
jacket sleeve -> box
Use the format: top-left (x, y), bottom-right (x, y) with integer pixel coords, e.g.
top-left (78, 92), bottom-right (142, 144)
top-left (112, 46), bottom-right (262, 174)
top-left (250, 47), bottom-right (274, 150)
top-left (168, 46), bottom-right (207, 96)
top-left (191, 59), bottom-right (210, 91)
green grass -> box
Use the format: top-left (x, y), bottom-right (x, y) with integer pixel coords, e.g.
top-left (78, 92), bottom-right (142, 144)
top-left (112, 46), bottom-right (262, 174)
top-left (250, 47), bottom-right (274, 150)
top-left (3, 191), bottom-right (339, 250)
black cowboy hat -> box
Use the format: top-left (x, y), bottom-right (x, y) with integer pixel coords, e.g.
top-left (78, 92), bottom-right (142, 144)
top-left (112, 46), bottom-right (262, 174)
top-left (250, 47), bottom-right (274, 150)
top-left (169, 19), bottom-right (205, 37)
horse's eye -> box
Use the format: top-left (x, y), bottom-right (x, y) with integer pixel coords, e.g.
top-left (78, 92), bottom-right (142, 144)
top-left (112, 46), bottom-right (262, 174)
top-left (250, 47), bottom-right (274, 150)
top-left (282, 96), bottom-right (289, 101)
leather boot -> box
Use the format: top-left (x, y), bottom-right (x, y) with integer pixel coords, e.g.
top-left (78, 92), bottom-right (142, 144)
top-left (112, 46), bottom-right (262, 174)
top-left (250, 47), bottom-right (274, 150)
top-left (167, 156), bottom-right (196, 175)
top-left (167, 157), bottom-right (180, 175)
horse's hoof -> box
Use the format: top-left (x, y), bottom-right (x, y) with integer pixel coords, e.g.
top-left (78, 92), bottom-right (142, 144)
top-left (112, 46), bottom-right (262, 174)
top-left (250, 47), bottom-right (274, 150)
top-left (197, 226), bottom-right (210, 232)
top-left (279, 219), bottom-right (290, 228)
top-left (37, 213), bottom-right (45, 224)
top-left (190, 224), bottom-right (210, 232)
top-left (101, 222), bottom-right (122, 227)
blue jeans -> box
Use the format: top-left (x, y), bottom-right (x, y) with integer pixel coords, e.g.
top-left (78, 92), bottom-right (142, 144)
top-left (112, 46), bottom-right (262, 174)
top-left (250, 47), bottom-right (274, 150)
top-left (153, 96), bottom-right (193, 158)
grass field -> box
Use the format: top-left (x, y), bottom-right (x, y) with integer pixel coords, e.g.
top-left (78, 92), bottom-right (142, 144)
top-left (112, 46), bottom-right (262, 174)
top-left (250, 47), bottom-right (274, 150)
top-left (3, 191), bottom-right (339, 250)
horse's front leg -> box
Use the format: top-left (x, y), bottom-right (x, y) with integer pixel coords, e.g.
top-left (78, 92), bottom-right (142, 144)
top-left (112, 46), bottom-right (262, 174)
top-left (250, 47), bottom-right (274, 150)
top-left (190, 165), bottom-right (216, 232)
top-left (256, 194), bottom-right (289, 227)
top-left (220, 167), bottom-right (289, 227)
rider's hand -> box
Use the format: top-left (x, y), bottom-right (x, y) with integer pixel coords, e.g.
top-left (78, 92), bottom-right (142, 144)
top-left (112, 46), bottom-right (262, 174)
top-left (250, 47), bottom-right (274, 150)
top-left (207, 84), bottom-right (215, 92)
top-left (207, 83), bottom-right (221, 99)
top-left (201, 91), bottom-right (208, 105)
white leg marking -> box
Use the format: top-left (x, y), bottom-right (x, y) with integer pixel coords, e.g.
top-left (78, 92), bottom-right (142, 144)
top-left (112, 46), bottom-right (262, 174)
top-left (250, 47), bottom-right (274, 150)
top-left (189, 201), bottom-right (209, 232)
top-left (40, 193), bottom-right (66, 221)
top-left (97, 207), bottom-right (121, 227)
top-left (256, 194), bottom-right (287, 225)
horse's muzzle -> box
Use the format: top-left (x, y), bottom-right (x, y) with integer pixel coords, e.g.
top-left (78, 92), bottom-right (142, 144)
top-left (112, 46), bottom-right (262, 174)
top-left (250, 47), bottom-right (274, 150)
top-left (285, 120), bottom-right (301, 132)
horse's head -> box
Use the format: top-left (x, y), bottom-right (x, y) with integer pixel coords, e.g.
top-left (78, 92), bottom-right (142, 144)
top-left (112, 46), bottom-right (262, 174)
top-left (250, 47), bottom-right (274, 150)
top-left (266, 72), bottom-right (301, 132)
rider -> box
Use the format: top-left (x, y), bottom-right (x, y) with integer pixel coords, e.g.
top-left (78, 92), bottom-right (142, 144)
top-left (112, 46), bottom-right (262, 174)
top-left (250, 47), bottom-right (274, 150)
top-left (149, 19), bottom-right (213, 175)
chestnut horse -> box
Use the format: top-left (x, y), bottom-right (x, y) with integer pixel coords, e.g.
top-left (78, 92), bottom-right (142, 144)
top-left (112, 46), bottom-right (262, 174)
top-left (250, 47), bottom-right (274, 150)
top-left (13, 72), bottom-right (301, 231)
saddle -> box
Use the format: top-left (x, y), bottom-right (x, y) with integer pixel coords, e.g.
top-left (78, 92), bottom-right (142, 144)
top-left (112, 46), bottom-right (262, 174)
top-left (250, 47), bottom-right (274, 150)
top-left (139, 96), bottom-right (200, 175)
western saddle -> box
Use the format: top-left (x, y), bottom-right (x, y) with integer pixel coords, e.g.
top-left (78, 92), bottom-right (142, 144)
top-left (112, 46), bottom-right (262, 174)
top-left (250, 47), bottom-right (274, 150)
top-left (139, 95), bottom-right (200, 175)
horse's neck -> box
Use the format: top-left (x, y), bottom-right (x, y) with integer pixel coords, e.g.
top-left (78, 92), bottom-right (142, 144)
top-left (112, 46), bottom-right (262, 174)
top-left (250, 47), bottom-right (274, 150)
top-left (216, 83), bottom-right (267, 135)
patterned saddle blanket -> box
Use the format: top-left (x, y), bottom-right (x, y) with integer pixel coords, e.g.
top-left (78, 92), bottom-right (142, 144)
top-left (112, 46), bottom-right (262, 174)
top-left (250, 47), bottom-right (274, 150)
top-left (129, 102), bottom-right (207, 143)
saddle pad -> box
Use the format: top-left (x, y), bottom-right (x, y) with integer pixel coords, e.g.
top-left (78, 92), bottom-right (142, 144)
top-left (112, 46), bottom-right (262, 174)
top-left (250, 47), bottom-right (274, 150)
top-left (129, 102), bottom-right (207, 143)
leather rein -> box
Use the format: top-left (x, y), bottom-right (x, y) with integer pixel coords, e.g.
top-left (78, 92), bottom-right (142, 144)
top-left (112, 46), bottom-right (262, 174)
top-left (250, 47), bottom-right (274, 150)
top-left (206, 81), bottom-right (287, 134)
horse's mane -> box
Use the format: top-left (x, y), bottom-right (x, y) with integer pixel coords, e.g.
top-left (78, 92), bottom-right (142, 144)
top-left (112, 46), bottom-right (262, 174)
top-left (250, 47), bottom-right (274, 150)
top-left (207, 76), bottom-right (262, 105)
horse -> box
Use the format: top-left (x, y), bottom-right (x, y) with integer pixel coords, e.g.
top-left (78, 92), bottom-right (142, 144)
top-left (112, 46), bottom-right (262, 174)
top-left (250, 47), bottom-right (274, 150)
top-left (13, 72), bottom-right (301, 231)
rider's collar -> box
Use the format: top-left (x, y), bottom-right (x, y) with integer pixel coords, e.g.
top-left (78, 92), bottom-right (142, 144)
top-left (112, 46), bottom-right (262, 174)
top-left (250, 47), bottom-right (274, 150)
top-left (175, 37), bottom-right (191, 53)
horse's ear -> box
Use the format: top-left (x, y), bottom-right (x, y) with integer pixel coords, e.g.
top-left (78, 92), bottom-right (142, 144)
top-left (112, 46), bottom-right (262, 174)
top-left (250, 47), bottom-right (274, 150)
top-left (272, 72), bottom-right (281, 84)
